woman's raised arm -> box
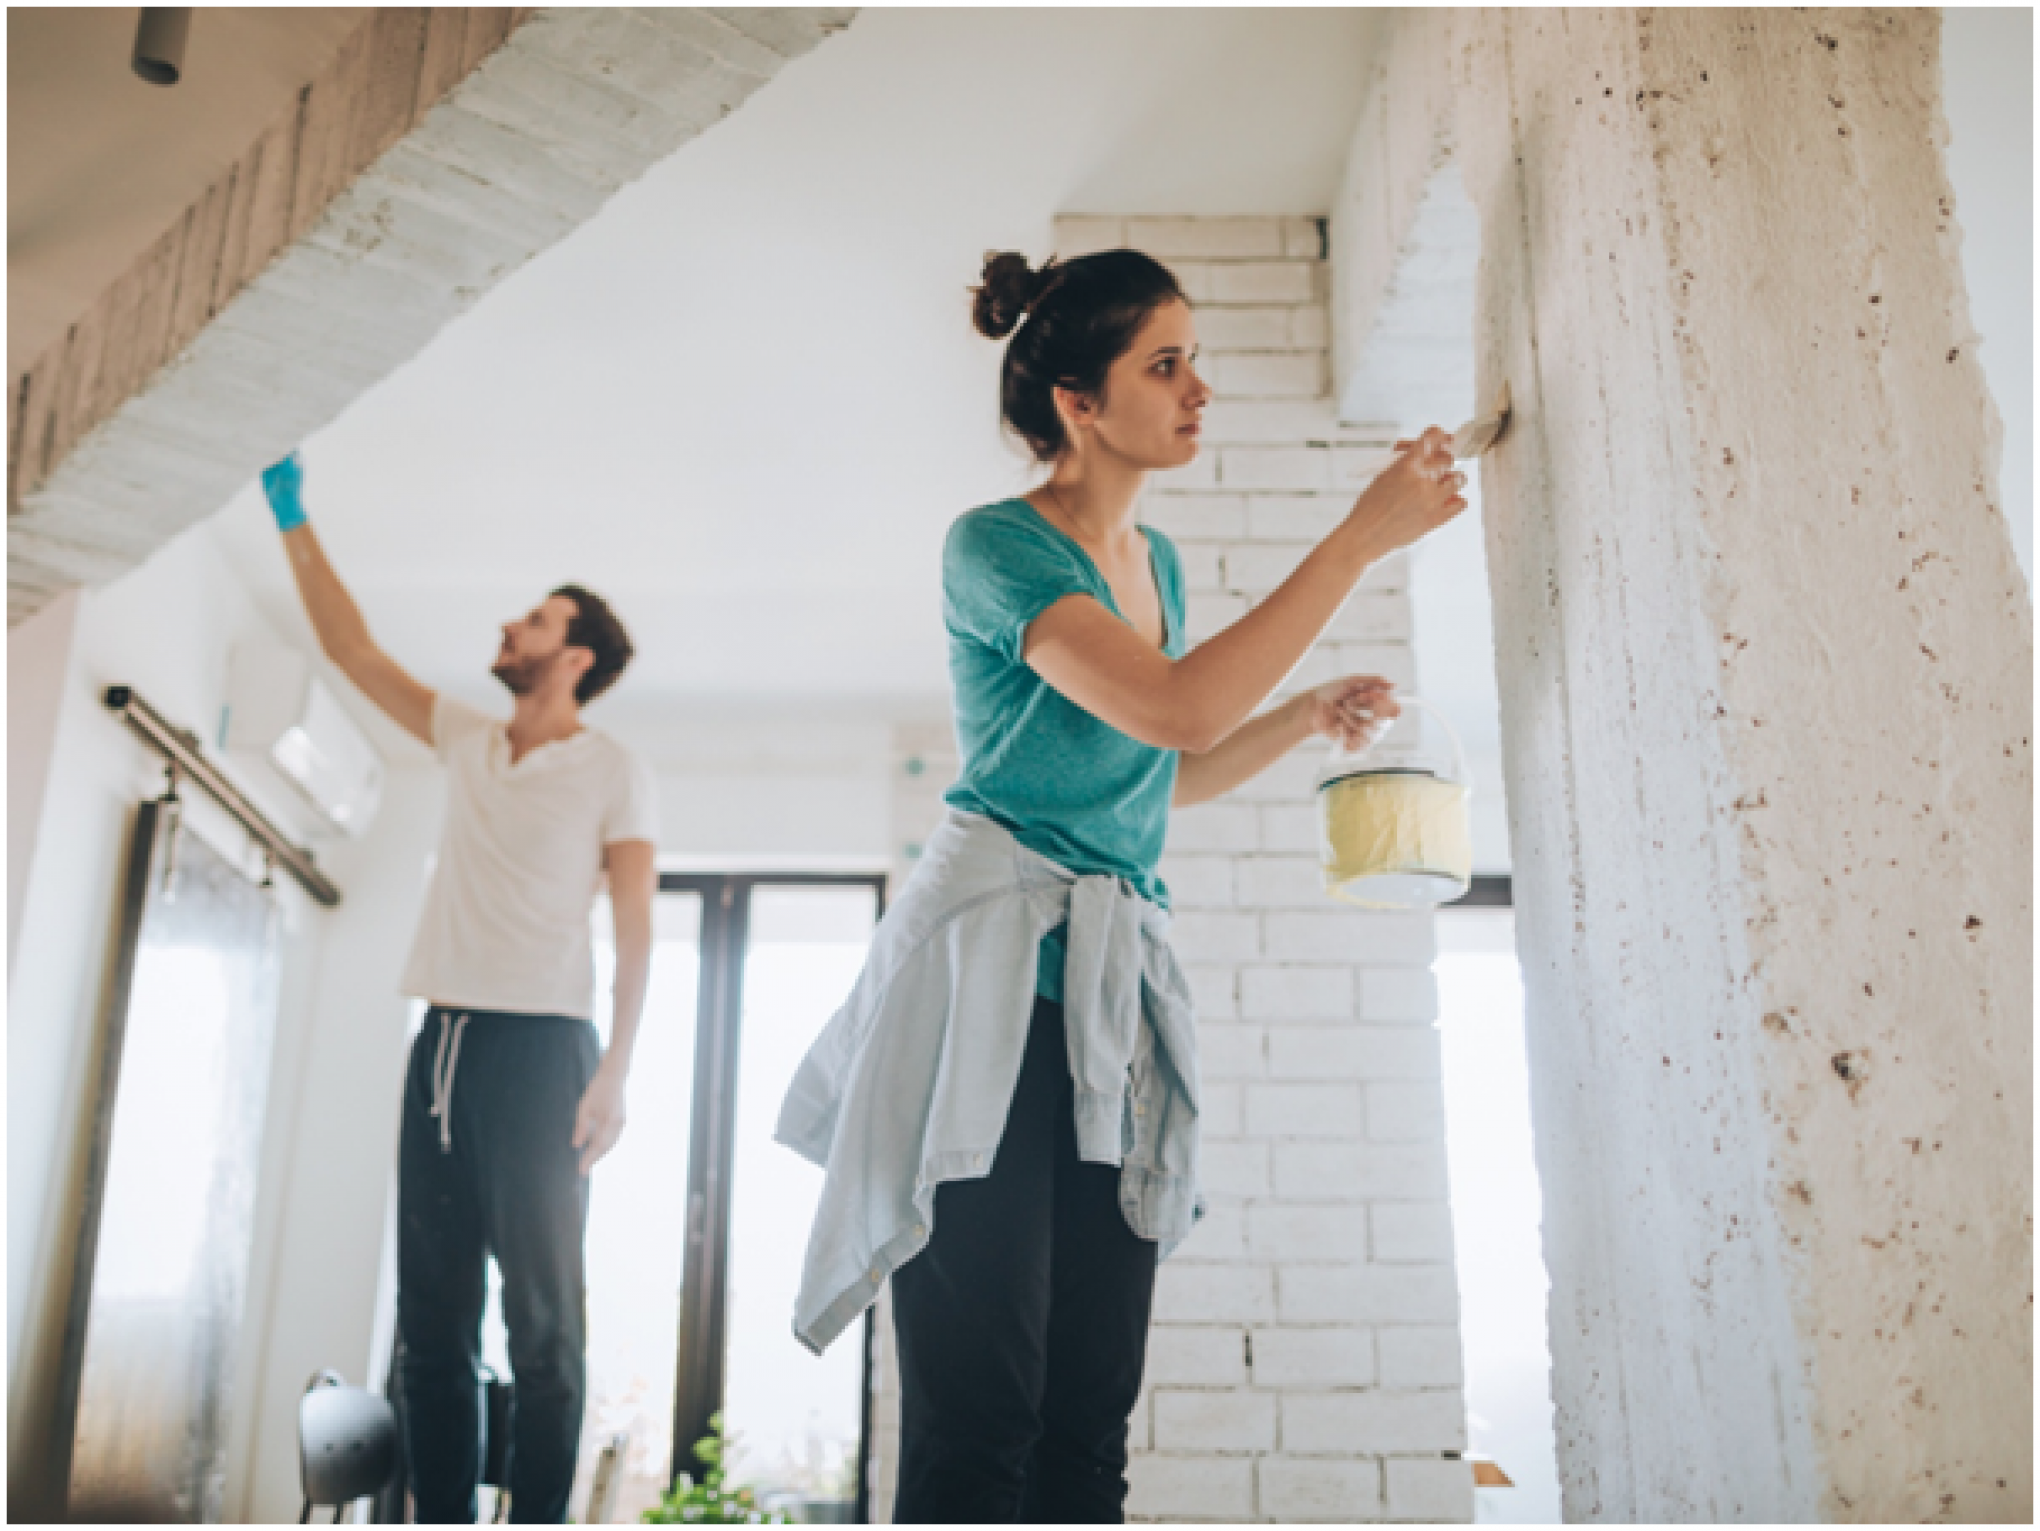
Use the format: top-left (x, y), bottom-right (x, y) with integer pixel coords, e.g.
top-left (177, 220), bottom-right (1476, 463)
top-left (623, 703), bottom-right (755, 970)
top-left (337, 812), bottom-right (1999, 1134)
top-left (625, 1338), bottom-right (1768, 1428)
top-left (1023, 428), bottom-right (1464, 753)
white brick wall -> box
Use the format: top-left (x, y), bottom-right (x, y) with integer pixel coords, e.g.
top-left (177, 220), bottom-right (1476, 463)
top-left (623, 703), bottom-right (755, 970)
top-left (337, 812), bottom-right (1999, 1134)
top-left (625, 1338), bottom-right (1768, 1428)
top-left (1106, 216), bottom-right (1472, 1524)
top-left (863, 219), bottom-right (1471, 1524)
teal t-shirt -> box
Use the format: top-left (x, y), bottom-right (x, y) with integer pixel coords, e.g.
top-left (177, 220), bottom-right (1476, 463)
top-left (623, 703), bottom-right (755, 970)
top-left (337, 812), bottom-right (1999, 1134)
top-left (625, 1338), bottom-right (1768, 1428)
top-left (941, 498), bottom-right (1188, 1001)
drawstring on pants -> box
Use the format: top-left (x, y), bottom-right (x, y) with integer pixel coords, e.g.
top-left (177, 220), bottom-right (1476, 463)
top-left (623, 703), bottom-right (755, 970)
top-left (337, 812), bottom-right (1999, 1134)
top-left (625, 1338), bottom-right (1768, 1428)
top-left (429, 1012), bottom-right (470, 1153)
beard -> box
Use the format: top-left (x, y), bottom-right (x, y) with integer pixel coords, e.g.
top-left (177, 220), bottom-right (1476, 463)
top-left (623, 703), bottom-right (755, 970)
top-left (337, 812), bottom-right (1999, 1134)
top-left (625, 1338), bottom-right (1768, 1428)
top-left (491, 647), bottom-right (558, 697)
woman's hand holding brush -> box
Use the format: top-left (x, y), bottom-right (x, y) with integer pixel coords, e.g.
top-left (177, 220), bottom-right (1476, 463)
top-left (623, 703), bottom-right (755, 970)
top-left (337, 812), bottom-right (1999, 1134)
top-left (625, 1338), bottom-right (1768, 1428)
top-left (1344, 426), bottom-right (1468, 558)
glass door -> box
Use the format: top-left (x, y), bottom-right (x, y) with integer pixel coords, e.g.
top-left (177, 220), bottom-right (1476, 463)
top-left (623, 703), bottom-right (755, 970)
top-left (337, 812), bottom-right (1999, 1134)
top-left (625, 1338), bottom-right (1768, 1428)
top-left (663, 873), bottom-right (884, 1524)
top-left (469, 873), bottom-right (881, 1524)
top-left (720, 884), bottom-right (881, 1519)
top-left (59, 797), bottom-right (283, 1522)
top-left (566, 889), bottom-right (705, 1524)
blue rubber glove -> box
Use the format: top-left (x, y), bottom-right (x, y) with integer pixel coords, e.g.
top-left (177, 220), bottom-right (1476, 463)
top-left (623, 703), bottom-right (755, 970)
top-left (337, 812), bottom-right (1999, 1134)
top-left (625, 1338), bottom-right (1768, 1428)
top-left (261, 452), bottom-right (307, 532)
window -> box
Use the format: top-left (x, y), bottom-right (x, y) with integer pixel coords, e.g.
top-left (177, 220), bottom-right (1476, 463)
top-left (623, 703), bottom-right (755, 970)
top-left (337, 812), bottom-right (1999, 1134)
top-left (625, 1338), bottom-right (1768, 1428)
top-left (569, 873), bottom-right (884, 1523)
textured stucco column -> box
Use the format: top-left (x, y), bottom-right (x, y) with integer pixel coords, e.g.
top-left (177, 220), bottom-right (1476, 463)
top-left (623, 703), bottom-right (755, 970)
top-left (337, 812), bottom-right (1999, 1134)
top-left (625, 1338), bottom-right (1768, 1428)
top-left (1455, 9), bottom-right (2031, 1522)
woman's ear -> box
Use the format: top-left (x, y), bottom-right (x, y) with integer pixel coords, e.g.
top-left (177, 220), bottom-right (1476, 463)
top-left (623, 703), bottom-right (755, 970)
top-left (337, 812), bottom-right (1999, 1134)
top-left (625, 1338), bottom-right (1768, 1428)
top-left (1052, 383), bottom-right (1100, 439)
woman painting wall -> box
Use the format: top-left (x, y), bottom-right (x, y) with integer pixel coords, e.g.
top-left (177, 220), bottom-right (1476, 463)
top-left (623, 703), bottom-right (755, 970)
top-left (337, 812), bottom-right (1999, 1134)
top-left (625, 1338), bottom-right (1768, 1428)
top-left (779, 245), bottom-right (1468, 1524)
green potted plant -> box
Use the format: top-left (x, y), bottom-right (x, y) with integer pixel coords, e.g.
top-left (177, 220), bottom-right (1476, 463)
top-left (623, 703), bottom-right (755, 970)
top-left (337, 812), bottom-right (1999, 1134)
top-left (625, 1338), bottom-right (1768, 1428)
top-left (642, 1414), bottom-right (789, 1525)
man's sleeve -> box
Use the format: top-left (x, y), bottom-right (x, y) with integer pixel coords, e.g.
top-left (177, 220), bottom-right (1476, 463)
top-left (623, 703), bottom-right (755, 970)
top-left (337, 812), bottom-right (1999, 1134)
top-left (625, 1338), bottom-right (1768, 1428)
top-left (429, 694), bottom-right (492, 761)
top-left (603, 747), bottom-right (660, 847)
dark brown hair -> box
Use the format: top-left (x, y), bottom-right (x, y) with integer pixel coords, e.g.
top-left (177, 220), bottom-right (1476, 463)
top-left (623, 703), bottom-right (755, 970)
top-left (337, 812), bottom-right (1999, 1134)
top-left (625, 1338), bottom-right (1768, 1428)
top-left (971, 248), bottom-right (1187, 462)
top-left (552, 584), bottom-right (634, 704)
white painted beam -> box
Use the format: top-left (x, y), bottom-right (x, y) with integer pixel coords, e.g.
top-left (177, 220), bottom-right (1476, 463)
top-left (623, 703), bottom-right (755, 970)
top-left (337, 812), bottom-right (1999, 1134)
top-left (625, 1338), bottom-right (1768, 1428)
top-left (1335, 164), bottom-right (1477, 432)
top-left (1326, 6), bottom-right (1462, 431)
top-left (8, 7), bottom-right (855, 625)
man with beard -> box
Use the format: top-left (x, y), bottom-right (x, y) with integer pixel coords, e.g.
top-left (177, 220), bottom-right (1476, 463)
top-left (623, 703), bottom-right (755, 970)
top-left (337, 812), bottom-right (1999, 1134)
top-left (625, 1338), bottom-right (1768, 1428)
top-left (261, 453), bottom-right (657, 1523)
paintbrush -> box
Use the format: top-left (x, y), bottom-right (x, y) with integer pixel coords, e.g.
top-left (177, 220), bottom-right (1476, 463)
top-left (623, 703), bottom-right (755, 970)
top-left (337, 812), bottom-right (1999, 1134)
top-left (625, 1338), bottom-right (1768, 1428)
top-left (1450, 381), bottom-right (1513, 459)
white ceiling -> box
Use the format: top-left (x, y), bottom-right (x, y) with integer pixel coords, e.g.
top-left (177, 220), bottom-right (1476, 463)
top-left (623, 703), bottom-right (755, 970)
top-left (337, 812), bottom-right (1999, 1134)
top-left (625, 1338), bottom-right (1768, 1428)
top-left (208, 7), bottom-right (1378, 750)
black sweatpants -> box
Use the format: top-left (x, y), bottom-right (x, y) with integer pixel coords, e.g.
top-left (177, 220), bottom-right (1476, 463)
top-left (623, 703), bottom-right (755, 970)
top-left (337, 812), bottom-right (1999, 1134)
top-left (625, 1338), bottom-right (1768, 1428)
top-left (397, 1007), bottom-right (599, 1524)
top-left (891, 998), bottom-right (1160, 1524)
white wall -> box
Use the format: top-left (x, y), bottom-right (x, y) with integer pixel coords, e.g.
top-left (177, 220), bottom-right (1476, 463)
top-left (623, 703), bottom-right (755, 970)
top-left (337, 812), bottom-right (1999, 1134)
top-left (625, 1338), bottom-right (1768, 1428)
top-left (595, 705), bottom-right (896, 873)
top-left (6, 525), bottom-right (338, 1516)
top-left (2, 515), bottom-right (464, 1521)
top-left (231, 763), bottom-right (446, 1522)
top-left (1941, 6), bottom-right (2034, 586)
top-left (7, 586), bottom-right (81, 973)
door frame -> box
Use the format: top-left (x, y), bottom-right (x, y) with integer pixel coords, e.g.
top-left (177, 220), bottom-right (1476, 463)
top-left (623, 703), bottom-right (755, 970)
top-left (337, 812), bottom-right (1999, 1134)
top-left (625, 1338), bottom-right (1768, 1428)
top-left (663, 872), bottom-right (888, 1520)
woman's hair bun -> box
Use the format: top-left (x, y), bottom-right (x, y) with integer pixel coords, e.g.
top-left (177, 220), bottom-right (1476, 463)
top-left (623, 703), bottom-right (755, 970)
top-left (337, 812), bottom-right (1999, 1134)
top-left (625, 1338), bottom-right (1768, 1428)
top-left (972, 251), bottom-right (1059, 340)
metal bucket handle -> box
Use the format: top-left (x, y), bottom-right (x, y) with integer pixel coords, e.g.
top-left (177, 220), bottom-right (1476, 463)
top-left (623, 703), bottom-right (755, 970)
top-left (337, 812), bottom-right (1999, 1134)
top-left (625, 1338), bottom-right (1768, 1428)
top-left (1323, 695), bottom-right (1469, 788)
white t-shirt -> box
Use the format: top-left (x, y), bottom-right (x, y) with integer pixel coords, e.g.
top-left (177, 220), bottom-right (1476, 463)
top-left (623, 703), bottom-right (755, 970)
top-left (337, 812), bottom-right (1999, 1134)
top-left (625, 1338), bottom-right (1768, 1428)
top-left (400, 696), bottom-right (659, 1020)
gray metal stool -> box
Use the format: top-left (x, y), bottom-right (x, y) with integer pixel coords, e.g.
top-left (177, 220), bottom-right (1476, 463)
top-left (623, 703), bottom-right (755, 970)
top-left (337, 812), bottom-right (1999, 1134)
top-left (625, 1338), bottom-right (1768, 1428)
top-left (299, 1370), bottom-right (399, 1523)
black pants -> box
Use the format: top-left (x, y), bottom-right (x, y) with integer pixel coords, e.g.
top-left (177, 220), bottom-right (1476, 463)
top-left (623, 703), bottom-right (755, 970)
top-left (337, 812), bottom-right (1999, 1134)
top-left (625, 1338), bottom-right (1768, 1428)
top-left (398, 1008), bottom-right (598, 1524)
top-left (891, 998), bottom-right (1159, 1524)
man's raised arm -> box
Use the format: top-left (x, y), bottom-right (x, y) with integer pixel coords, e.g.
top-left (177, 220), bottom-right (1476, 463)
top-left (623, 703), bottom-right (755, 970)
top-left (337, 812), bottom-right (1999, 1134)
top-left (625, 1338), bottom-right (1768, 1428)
top-left (262, 454), bottom-right (437, 745)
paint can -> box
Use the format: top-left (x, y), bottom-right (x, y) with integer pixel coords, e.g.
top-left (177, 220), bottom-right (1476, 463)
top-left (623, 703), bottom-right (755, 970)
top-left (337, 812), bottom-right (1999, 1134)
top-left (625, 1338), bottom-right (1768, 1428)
top-left (1317, 697), bottom-right (1472, 908)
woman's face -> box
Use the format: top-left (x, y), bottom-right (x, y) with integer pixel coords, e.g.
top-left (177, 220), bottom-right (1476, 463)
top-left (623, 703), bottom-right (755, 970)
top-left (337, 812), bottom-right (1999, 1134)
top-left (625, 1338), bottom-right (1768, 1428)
top-left (1064, 297), bottom-right (1211, 470)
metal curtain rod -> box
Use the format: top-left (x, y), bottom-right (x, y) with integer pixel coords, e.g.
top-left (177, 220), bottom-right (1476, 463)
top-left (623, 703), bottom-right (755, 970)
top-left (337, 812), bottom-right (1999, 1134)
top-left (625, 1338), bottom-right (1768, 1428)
top-left (102, 686), bottom-right (343, 908)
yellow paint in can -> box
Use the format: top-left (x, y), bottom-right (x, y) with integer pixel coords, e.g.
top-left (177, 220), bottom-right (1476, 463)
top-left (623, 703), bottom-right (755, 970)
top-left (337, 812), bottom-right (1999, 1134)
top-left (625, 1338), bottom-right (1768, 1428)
top-left (1317, 698), bottom-right (1473, 908)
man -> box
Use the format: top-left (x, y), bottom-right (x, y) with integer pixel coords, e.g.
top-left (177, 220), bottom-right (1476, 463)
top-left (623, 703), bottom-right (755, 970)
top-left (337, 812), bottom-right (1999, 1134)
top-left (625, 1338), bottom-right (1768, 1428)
top-left (260, 453), bottom-right (656, 1523)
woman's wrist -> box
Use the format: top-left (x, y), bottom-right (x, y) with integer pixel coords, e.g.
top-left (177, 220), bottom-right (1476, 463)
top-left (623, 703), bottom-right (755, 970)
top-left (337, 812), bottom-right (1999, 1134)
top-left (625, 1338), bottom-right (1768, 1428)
top-left (1332, 504), bottom-right (1395, 573)
top-left (1285, 692), bottom-right (1318, 742)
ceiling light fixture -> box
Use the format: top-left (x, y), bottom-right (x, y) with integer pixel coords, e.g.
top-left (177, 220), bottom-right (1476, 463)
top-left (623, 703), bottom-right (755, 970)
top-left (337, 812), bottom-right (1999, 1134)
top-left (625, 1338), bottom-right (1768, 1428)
top-left (132, 8), bottom-right (192, 87)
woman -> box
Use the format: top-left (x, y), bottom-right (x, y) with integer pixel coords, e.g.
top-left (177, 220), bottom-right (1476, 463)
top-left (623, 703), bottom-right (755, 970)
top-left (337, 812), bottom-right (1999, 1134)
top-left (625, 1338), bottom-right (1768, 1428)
top-left (775, 249), bottom-right (1466, 1523)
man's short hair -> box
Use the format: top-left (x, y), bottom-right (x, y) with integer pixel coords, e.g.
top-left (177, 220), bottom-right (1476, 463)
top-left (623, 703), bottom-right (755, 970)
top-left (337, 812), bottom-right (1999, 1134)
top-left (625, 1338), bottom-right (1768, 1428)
top-left (552, 584), bottom-right (634, 705)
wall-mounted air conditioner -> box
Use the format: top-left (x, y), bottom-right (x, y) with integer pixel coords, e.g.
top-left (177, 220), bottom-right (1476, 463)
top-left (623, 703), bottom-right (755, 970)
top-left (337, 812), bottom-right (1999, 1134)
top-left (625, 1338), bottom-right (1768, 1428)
top-left (225, 644), bottom-right (385, 838)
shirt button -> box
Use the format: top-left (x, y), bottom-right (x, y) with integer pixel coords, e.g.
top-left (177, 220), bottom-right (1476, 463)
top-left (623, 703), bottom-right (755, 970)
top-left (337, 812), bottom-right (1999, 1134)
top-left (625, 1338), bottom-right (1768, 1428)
top-left (869, 1267), bottom-right (882, 1282)
top-left (914, 1224), bottom-right (927, 1237)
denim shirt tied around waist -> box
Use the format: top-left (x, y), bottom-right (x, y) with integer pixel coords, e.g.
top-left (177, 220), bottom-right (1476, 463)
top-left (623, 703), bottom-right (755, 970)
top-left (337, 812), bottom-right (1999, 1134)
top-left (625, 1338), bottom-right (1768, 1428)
top-left (774, 809), bottom-right (1204, 1354)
